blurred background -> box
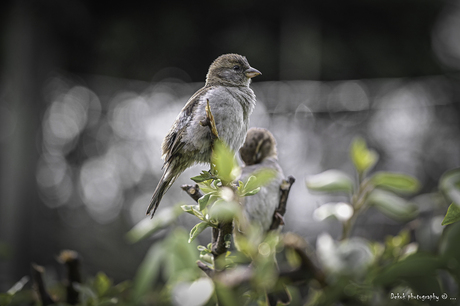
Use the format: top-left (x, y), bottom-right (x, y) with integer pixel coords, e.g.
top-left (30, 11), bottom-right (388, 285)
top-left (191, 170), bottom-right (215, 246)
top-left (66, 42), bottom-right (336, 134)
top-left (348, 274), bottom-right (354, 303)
top-left (1, 0), bottom-right (460, 291)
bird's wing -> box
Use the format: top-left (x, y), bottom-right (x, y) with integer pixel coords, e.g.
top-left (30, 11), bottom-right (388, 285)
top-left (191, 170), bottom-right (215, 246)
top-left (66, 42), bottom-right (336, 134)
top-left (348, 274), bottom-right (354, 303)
top-left (162, 86), bottom-right (214, 165)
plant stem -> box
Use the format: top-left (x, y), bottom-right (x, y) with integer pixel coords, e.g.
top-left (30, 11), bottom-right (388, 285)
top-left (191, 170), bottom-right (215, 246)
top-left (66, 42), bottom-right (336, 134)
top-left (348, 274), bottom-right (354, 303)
top-left (341, 177), bottom-right (373, 240)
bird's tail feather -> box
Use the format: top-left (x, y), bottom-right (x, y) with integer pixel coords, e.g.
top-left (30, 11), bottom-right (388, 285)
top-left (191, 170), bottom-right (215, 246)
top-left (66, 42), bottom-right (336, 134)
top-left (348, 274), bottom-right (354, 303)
top-left (146, 171), bottom-right (176, 218)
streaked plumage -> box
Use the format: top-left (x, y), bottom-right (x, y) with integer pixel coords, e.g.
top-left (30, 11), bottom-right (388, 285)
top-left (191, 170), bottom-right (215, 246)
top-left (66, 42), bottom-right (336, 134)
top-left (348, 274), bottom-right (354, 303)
top-left (147, 54), bottom-right (261, 217)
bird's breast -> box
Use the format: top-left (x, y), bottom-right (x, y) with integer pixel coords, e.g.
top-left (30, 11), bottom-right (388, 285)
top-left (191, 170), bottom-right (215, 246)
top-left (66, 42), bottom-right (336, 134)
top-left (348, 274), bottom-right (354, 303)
top-left (179, 86), bottom-right (256, 164)
top-left (211, 87), bottom-right (255, 152)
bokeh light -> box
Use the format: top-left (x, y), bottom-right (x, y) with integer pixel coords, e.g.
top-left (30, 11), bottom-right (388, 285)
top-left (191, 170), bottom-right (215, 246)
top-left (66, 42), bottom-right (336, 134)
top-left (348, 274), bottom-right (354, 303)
top-left (79, 156), bottom-right (123, 224)
top-left (32, 73), bottom-right (460, 239)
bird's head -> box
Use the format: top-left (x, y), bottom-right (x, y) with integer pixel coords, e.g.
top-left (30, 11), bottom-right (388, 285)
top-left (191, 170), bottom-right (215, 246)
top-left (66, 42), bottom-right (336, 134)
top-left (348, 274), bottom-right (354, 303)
top-left (239, 127), bottom-right (277, 165)
top-left (206, 53), bottom-right (261, 87)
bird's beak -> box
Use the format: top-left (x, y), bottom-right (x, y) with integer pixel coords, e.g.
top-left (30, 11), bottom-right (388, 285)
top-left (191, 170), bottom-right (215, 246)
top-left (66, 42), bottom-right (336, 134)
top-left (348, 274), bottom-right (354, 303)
top-left (245, 67), bottom-right (262, 78)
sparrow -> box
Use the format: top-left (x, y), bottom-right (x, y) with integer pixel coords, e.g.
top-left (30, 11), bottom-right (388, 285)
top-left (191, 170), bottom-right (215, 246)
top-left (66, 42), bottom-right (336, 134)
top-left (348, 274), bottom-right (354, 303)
top-left (146, 54), bottom-right (261, 217)
top-left (238, 127), bottom-right (291, 305)
top-left (238, 127), bottom-right (285, 232)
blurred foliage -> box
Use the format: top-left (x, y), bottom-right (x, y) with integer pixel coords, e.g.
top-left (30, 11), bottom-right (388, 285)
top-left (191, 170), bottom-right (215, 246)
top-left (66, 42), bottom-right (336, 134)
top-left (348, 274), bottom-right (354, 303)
top-left (307, 137), bottom-right (421, 238)
top-left (185, 140), bottom-right (276, 244)
top-left (442, 204), bottom-right (460, 226)
top-left (3, 137), bottom-right (460, 305)
top-left (440, 168), bottom-right (460, 226)
top-left (303, 138), bottom-right (459, 305)
top-left (125, 204), bottom-right (185, 244)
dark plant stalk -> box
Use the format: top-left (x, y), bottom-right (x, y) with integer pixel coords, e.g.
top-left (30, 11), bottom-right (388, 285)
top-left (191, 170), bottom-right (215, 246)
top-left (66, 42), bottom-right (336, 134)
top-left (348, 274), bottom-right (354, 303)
top-left (31, 263), bottom-right (55, 306)
top-left (58, 250), bottom-right (81, 305)
top-left (269, 176), bottom-right (295, 231)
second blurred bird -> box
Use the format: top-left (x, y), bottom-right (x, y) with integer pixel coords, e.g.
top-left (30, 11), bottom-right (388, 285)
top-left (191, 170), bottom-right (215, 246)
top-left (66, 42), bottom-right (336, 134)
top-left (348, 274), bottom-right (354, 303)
top-left (238, 127), bottom-right (285, 232)
top-left (237, 127), bottom-right (291, 306)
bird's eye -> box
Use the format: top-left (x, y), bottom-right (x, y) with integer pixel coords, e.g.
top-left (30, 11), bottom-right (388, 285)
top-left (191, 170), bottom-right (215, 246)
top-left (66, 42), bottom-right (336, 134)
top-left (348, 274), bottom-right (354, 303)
top-left (233, 65), bottom-right (240, 71)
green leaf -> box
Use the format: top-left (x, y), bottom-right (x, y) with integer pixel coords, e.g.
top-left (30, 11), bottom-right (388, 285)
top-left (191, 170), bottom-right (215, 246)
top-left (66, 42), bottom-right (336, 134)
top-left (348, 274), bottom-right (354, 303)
top-left (197, 245), bottom-right (212, 254)
top-left (212, 179), bottom-right (222, 189)
top-left (439, 221), bottom-right (460, 259)
top-left (239, 169), bottom-right (276, 196)
top-left (181, 204), bottom-right (205, 220)
top-left (439, 168), bottom-right (460, 205)
top-left (246, 169), bottom-right (276, 191)
top-left (439, 222), bottom-right (460, 280)
top-left (189, 221), bottom-right (209, 243)
top-left (350, 137), bottom-right (378, 174)
top-left (236, 180), bottom-right (244, 191)
top-left (198, 193), bottom-right (212, 211)
top-left (442, 203), bottom-right (460, 226)
top-left (209, 200), bottom-right (240, 222)
top-left (192, 206), bottom-right (205, 219)
top-left (373, 252), bottom-right (442, 285)
top-left (242, 175), bottom-right (258, 193)
top-left (306, 170), bottom-right (354, 193)
top-left (212, 140), bottom-right (240, 184)
top-left (243, 187), bottom-right (260, 196)
top-left (200, 253), bottom-right (214, 264)
top-left (214, 282), bottom-right (241, 306)
top-left (370, 172), bottom-right (420, 194)
top-left (0, 293), bottom-right (13, 306)
top-left (125, 204), bottom-right (183, 243)
top-left (367, 189), bottom-right (418, 221)
top-left (94, 272), bottom-right (112, 297)
top-left (181, 204), bottom-right (194, 214)
top-left (373, 253), bottom-right (443, 298)
top-left (165, 228), bottom-right (201, 280)
top-left (191, 170), bottom-right (215, 183)
top-left (202, 193), bottom-right (220, 210)
top-left (403, 275), bottom-right (443, 301)
top-left (132, 244), bottom-right (165, 302)
top-left (198, 180), bottom-right (218, 194)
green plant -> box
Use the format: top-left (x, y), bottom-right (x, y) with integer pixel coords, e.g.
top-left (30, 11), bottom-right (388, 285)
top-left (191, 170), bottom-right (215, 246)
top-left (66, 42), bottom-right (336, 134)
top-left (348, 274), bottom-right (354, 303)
top-left (125, 139), bottom-right (295, 305)
top-left (3, 137), bottom-right (460, 306)
top-left (304, 137), bottom-right (459, 306)
top-left (306, 137), bottom-right (420, 240)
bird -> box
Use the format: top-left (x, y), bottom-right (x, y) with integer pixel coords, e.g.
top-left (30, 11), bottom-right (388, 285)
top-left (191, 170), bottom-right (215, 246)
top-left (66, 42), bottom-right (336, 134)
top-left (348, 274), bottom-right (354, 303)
top-left (146, 54), bottom-right (261, 217)
top-left (238, 127), bottom-right (285, 232)
top-left (237, 127), bottom-right (291, 305)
